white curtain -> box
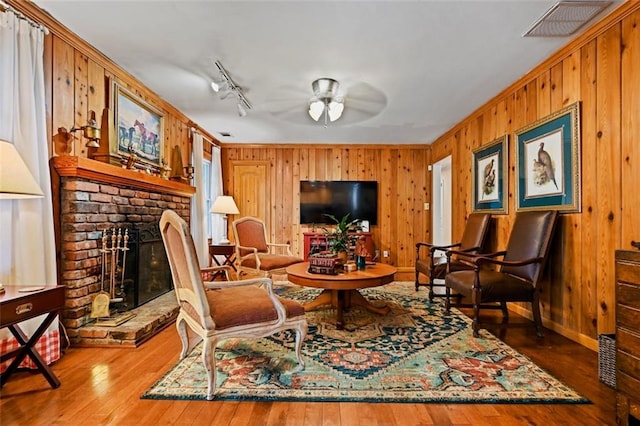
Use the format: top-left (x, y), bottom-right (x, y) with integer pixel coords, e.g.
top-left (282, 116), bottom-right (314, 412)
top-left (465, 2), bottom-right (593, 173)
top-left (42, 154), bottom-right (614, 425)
top-left (190, 131), bottom-right (208, 267)
top-left (0, 10), bottom-right (59, 369)
top-left (210, 145), bottom-right (224, 243)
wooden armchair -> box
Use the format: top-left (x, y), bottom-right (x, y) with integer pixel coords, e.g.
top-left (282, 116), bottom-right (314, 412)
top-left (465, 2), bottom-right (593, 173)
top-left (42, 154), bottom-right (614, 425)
top-left (415, 212), bottom-right (491, 301)
top-left (159, 210), bottom-right (307, 400)
top-left (444, 210), bottom-right (558, 338)
top-left (232, 216), bottom-right (303, 277)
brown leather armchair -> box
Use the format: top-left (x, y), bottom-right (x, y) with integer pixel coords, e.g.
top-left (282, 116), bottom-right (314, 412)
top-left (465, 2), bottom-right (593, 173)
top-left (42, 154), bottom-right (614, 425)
top-left (415, 212), bottom-right (491, 301)
top-left (444, 210), bottom-right (558, 338)
top-left (159, 210), bottom-right (307, 400)
top-left (232, 216), bottom-right (304, 278)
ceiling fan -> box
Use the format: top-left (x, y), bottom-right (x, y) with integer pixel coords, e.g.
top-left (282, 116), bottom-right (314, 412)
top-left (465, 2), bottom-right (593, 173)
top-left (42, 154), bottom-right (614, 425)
top-left (264, 78), bottom-right (387, 127)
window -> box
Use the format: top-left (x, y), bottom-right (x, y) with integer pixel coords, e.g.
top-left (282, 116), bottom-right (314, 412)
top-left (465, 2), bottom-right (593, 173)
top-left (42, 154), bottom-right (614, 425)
top-left (202, 158), bottom-right (212, 238)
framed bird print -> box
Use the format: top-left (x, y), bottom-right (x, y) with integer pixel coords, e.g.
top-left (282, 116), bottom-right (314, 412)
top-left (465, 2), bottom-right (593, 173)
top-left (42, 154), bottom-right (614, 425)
top-left (472, 135), bottom-right (508, 214)
top-left (515, 102), bottom-right (581, 212)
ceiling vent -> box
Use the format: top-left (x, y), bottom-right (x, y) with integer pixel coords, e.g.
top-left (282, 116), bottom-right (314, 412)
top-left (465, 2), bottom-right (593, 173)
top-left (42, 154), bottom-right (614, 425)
top-left (523, 1), bottom-right (612, 37)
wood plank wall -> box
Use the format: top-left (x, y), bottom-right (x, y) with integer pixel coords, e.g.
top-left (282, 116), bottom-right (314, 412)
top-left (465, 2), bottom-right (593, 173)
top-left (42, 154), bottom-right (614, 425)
top-left (428, 3), bottom-right (640, 348)
top-left (221, 145), bottom-right (432, 277)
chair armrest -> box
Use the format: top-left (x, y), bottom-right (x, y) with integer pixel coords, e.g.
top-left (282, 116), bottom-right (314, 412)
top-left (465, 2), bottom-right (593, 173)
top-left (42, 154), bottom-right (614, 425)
top-left (200, 265), bottom-right (234, 281)
top-left (267, 242), bottom-right (293, 256)
top-left (416, 242), bottom-right (461, 260)
top-left (203, 276), bottom-right (272, 289)
top-left (473, 255), bottom-right (544, 268)
top-left (236, 245), bottom-right (259, 256)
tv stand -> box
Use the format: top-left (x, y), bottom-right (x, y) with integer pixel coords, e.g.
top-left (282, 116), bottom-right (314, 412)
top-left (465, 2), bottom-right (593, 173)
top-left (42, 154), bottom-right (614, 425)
top-left (303, 231), bottom-right (375, 261)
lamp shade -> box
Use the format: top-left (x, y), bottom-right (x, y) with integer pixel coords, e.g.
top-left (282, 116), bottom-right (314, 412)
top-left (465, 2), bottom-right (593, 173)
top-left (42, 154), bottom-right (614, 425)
top-left (210, 195), bottom-right (239, 215)
top-left (0, 140), bottom-right (44, 199)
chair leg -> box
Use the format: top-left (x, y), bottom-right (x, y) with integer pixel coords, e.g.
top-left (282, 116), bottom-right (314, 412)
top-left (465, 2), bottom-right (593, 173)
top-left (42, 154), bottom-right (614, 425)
top-left (292, 319), bottom-right (307, 370)
top-left (445, 286), bottom-right (451, 312)
top-left (414, 270), bottom-right (420, 292)
top-left (500, 301), bottom-right (509, 324)
top-left (176, 315), bottom-right (190, 359)
top-left (472, 303), bottom-right (481, 338)
top-left (531, 295), bottom-right (544, 338)
top-left (202, 338), bottom-right (217, 401)
top-left (428, 278), bottom-right (435, 302)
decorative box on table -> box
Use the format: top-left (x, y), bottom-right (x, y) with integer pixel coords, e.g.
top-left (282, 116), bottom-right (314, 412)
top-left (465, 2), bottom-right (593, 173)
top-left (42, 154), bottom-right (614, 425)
top-left (308, 252), bottom-right (340, 275)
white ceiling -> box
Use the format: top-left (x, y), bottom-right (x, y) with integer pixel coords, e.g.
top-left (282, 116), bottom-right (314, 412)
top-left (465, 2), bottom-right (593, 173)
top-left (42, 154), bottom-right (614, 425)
top-left (32, 1), bottom-right (617, 145)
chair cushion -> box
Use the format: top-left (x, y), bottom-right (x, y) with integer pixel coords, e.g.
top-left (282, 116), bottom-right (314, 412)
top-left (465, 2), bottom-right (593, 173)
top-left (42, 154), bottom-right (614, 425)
top-left (240, 254), bottom-right (303, 271)
top-left (205, 285), bottom-right (304, 330)
top-left (445, 269), bottom-right (534, 303)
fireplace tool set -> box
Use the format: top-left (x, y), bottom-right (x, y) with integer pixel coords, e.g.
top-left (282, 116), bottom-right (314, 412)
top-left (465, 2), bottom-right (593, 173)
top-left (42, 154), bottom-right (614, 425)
top-left (91, 228), bottom-right (136, 325)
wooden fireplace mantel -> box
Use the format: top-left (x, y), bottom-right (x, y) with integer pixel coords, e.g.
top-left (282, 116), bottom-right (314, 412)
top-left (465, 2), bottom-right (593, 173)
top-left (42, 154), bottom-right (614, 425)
top-left (51, 156), bottom-right (195, 197)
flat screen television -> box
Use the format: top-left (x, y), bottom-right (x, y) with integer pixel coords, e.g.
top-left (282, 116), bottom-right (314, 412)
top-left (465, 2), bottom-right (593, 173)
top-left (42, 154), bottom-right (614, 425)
top-left (300, 180), bottom-right (378, 225)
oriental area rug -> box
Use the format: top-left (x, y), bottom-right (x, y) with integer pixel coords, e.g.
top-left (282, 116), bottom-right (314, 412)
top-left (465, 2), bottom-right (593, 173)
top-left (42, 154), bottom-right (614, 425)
top-left (141, 282), bottom-right (588, 404)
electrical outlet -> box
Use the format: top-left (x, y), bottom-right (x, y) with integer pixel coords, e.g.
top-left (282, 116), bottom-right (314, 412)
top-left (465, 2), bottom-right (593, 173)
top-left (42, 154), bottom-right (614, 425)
top-left (424, 202), bottom-right (430, 210)
top-left (383, 250), bottom-right (389, 258)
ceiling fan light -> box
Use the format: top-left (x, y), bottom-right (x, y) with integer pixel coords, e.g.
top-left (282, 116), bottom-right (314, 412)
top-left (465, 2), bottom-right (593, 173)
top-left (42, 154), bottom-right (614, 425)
top-left (328, 100), bottom-right (344, 121)
top-left (308, 100), bottom-right (324, 121)
top-left (211, 81), bottom-right (220, 92)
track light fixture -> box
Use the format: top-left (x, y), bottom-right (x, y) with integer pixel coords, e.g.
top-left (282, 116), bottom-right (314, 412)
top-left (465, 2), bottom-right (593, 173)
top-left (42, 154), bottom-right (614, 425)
top-left (308, 78), bottom-right (344, 127)
top-left (211, 60), bottom-right (251, 117)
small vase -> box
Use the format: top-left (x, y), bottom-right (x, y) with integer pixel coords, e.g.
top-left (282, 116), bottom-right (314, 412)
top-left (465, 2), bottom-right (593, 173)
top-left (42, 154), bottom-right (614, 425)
top-left (356, 255), bottom-right (366, 270)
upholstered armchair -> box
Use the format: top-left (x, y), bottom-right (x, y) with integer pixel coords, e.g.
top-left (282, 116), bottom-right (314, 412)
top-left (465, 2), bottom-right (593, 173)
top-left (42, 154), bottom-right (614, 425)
top-left (232, 216), bottom-right (303, 278)
top-left (159, 209), bottom-right (307, 400)
top-left (415, 212), bottom-right (491, 301)
top-left (444, 210), bottom-right (558, 338)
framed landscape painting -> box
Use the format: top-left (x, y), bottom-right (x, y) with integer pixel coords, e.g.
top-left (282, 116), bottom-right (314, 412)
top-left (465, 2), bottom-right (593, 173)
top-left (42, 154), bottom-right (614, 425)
top-left (515, 102), bottom-right (581, 212)
top-left (110, 78), bottom-right (164, 168)
top-left (472, 135), bottom-right (508, 214)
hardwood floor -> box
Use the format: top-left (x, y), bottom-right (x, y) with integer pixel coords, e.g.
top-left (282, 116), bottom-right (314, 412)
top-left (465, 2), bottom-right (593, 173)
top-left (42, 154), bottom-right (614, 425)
top-left (0, 304), bottom-right (616, 425)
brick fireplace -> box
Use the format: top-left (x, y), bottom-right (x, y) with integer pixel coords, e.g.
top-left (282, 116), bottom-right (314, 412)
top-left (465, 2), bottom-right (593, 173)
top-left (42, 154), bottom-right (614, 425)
top-left (51, 156), bottom-right (195, 346)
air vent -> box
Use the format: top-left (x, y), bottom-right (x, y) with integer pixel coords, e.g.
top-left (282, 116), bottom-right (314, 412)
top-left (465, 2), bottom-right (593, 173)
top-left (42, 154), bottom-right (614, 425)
top-left (218, 132), bottom-right (232, 138)
top-left (523, 1), bottom-right (612, 37)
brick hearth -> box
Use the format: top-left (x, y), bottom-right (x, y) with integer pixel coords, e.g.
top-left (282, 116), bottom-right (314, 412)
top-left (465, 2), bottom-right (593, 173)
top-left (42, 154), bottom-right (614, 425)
top-left (51, 156), bottom-right (195, 346)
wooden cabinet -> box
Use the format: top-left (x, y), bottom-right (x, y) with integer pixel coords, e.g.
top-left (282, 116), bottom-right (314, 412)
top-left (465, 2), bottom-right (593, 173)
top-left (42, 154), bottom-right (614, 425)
top-left (303, 232), bottom-right (375, 261)
top-left (615, 249), bottom-right (640, 426)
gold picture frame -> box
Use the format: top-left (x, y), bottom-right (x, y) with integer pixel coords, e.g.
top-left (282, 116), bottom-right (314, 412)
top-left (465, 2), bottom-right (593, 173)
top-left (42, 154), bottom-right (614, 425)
top-left (110, 79), bottom-right (164, 169)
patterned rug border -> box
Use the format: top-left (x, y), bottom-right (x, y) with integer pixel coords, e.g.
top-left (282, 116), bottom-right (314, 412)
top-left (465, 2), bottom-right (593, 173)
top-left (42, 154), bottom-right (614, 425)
top-left (141, 282), bottom-right (590, 404)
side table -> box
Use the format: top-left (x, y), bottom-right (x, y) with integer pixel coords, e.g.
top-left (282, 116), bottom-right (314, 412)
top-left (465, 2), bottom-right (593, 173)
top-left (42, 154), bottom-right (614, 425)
top-left (209, 244), bottom-right (237, 271)
top-left (0, 284), bottom-right (65, 388)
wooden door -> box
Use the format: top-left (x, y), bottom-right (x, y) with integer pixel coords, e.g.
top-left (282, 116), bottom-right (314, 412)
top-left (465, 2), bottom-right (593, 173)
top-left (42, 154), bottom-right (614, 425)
top-left (231, 161), bottom-right (270, 223)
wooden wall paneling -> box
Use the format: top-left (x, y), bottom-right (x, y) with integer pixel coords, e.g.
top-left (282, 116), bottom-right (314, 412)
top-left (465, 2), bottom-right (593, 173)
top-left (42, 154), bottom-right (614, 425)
top-left (560, 52), bottom-right (583, 332)
top-left (621, 9), bottom-right (640, 249)
top-left (379, 149), bottom-right (396, 264)
top-left (450, 130), bottom-right (465, 238)
top-left (74, 50), bottom-right (89, 157)
top-left (281, 149), bottom-right (295, 247)
top-left (537, 70), bottom-right (552, 118)
top-left (52, 36), bottom-right (75, 156)
top-left (340, 148), bottom-right (350, 180)
top-left (402, 149), bottom-right (417, 266)
top-left (86, 58), bottom-right (105, 160)
top-left (331, 148), bottom-right (342, 180)
top-left (348, 148), bottom-right (359, 181)
top-left (579, 39), bottom-right (599, 339)
top-left (595, 23), bottom-right (622, 334)
top-left (410, 149), bottom-right (427, 267)
top-left (307, 148), bottom-right (316, 180)
top-left (291, 149), bottom-right (302, 254)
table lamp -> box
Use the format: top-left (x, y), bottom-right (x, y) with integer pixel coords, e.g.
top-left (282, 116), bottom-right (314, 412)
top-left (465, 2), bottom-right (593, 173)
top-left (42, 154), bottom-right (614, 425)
top-left (0, 139), bottom-right (45, 292)
top-left (210, 195), bottom-right (239, 244)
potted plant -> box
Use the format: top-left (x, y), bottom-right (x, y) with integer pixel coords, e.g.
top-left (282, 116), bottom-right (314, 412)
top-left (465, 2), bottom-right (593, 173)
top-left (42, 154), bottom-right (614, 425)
top-left (322, 213), bottom-right (360, 263)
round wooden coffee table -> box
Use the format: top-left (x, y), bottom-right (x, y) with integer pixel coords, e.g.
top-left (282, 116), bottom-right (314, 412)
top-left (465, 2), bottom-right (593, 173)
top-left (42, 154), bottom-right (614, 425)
top-left (286, 262), bottom-right (397, 330)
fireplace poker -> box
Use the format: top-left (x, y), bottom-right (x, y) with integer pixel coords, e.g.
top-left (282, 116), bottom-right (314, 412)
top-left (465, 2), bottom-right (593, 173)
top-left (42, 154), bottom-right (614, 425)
top-left (109, 228), bottom-right (117, 300)
top-left (120, 229), bottom-right (129, 291)
top-left (111, 228), bottom-right (124, 302)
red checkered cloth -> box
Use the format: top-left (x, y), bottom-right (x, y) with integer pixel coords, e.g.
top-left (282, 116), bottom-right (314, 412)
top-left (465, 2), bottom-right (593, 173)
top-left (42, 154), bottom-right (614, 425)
top-left (0, 330), bottom-right (61, 373)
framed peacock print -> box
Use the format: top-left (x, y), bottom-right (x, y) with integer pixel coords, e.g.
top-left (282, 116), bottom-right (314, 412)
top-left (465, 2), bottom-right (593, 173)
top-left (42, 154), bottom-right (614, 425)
top-left (515, 102), bottom-right (581, 212)
top-left (472, 135), bottom-right (508, 214)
